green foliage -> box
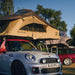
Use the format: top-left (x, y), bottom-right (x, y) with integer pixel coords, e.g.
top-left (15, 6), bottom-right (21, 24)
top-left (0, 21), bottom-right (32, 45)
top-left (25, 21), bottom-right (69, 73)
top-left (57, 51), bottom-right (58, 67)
top-left (70, 37), bottom-right (75, 46)
top-left (0, 0), bottom-right (14, 16)
top-left (35, 4), bottom-right (67, 32)
top-left (0, 13), bottom-right (2, 17)
top-left (70, 24), bottom-right (75, 46)
top-left (70, 24), bottom-right (75, 39)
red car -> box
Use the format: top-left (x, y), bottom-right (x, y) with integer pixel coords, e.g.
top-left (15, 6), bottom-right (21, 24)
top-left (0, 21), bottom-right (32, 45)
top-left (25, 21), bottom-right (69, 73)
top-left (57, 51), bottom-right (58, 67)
top-left (58, 48), bottom-right (75, 65)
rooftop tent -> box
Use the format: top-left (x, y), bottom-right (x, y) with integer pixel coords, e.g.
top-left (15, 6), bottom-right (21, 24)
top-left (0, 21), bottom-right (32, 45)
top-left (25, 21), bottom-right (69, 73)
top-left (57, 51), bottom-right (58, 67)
top-left (0, 9), bottom-right (60, 40)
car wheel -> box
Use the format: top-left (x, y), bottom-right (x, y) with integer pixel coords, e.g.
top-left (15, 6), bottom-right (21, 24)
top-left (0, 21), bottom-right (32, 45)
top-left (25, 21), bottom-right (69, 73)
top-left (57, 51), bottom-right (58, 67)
top-left (64, 58), bottom-right (72, 65)
top-left (11, 61), bottom-right (27, 75)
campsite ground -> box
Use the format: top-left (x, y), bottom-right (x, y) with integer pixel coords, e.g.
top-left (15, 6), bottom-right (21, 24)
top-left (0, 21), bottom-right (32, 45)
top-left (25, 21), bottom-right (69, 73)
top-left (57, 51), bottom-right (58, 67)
top-left (62, 63), bottom-right (75, 75)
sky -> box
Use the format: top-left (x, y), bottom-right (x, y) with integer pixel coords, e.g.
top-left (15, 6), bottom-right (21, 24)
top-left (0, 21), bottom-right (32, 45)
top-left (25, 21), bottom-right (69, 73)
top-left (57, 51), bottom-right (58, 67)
top-left (13, 0), bottom-right (75, 37)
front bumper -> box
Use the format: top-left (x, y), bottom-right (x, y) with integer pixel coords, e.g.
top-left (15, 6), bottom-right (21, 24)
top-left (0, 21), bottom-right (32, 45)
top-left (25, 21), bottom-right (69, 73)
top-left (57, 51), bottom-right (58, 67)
top-left (25, 63), bottom-right (63, 75)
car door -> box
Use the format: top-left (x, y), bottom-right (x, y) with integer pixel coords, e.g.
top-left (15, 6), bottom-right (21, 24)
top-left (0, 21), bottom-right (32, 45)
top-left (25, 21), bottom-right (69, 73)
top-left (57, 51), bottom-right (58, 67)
top-left (61, 48), bottom-right (74, 61)
top-left (0, 53), bottom-right (10, 73)
top-left (0, 53), bottom-right (3, 73)
top-left (68, 48), bottom-right (75, 62)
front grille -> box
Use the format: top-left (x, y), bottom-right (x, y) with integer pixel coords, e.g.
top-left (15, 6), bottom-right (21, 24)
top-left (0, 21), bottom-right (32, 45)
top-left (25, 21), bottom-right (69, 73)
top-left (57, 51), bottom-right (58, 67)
top-left (41, 67), bottom-right (60, 73)
top-left (40, 58), bottom-right (58, 63)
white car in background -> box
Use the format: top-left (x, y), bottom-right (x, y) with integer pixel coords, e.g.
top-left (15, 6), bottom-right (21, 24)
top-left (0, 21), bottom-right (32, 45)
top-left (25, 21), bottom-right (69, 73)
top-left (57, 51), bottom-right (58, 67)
top-left (0, 38), bottom-right (62, 75)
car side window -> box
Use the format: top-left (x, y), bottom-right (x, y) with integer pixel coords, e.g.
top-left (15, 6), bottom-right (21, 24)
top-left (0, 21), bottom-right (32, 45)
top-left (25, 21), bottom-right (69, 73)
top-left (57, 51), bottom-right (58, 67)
top-left (20, 42), bottom-right (34, 50)
top-left (6, 43), bottom-right (9, 51)
top-left (63, 49), bottom-right (67, 54)
top-left (63, 49), bottom-right (75, 54)
top-left (70, 49), bottom-right (75, 53)
top-left (63, 49), bottom-right (70, 54)
top-left (58, 49), bottom-right (63, 54)
top-left (6, 41), bottom-right (21, 51)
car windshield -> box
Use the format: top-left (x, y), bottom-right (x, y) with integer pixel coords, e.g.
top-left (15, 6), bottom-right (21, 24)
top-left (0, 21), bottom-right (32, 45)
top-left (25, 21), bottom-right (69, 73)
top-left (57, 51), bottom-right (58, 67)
top-left (37, 42), bottom-right (49, 52)
top-left (6, 40), bottom-right (38, 51)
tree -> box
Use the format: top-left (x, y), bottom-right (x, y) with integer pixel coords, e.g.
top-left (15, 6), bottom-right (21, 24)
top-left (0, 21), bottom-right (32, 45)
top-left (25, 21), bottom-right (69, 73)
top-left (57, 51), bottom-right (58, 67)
top-left (0, 13), bottom-right (2, 17)
top-left (70, 24), bottom-right (75, 39)
top-left (35, 5), bottom-right (67, 32)
top-left (70, 24), bottom-right (75, 46)
top-left (0, 0), bottom-right (14, 16)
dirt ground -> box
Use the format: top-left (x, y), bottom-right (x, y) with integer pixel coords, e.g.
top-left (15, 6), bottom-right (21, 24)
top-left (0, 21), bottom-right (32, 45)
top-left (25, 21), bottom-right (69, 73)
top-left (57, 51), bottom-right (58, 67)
top-left (62, 63), bottom-right (75, 75)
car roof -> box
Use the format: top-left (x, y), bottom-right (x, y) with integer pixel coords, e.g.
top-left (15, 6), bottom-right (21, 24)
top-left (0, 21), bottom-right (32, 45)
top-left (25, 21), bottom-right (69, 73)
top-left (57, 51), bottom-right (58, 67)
top-left (0, 39), bottom-right (30, 42)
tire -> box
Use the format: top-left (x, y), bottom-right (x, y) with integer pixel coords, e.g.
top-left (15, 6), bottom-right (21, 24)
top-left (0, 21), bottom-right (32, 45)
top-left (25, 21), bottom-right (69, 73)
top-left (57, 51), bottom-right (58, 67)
top-left (64, 58), bottom-right (72, 65)
top-left (11, 61), bottom-right (27, 75)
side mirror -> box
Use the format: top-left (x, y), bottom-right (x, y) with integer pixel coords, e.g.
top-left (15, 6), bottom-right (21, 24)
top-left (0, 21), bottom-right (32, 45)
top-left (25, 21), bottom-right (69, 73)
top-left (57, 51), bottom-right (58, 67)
top-left (0, 48), bottom-right (6, 53)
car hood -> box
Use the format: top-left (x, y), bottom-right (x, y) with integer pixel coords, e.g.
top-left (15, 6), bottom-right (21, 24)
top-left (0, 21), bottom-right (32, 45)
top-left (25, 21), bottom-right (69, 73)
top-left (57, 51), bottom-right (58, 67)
top-left (19, 51), bottom-right (58, 58)
top-left (8, 51), bottom-right (59, 63)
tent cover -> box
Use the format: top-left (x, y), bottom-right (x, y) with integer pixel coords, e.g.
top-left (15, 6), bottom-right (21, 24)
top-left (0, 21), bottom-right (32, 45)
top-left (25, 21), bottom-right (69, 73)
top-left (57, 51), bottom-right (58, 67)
top-left (0, 9), bottom-right (60, 40)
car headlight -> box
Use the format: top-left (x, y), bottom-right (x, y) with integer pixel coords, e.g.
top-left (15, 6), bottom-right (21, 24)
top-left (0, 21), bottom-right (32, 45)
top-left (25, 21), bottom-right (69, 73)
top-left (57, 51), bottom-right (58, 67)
top-left (40, 58), bottom-right (46, 64)
top-left (42, 59), bottom-right (46, 63)
top-left (57, 58), bottom-right (60, 63)
top-left (25, 53), bottom-right (36, 62)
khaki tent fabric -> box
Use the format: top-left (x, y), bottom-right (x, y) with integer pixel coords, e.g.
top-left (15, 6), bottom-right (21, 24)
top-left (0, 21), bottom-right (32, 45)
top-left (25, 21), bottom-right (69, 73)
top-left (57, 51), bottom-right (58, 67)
top-left (0, 9), bottom-right (60, 40)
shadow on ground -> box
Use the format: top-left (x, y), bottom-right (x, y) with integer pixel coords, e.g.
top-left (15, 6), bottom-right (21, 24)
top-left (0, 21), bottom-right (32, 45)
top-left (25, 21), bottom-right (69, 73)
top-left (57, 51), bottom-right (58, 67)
top-left (1, 64), bottom-right (75, 75)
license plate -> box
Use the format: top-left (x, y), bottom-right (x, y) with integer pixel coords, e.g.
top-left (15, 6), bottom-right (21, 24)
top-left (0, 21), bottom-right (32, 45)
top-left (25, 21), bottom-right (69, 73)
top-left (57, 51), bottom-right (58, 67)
top-left (48, 63), bottom-right (60, 68)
